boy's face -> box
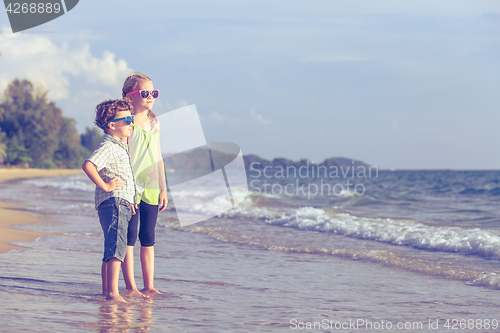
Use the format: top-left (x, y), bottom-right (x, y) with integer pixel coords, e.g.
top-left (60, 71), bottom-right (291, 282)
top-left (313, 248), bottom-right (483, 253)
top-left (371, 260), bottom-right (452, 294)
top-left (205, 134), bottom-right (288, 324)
top-left (105, 110), bottom-right (133, 142)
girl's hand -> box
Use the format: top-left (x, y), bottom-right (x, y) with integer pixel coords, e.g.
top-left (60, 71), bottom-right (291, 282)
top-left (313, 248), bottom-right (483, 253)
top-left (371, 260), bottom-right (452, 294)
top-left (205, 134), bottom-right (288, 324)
top-left (105, 177), bottom-right (123, 192)
top-left (159, 190), bottom-right (168, 212)
top-left (131, 204), bottom-right (138, 215)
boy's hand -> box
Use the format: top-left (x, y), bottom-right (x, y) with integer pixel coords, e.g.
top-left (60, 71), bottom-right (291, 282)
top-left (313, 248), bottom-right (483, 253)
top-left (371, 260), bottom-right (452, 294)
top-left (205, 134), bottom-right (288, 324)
top-left (105, 177), bottom-right (123, 192)
top-left (82, 161), bottom-right (124, 193)
top-left (131, 204), bottom-right (138, 215)
top-left (159, 189), bottom-right (168, 212)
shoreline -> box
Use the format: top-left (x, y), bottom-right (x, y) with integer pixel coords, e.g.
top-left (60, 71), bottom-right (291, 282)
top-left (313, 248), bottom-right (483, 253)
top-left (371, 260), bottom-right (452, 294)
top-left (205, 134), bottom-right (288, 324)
top-left (0, 168), bottom-right (83, 253)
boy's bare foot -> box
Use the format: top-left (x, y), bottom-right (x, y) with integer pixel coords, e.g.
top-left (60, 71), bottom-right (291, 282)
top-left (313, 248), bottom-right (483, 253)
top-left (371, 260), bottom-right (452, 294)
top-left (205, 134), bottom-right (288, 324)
top-left (141, 288), bottom-right (163, 295)
top-left (106, 293), bottom-right (127, 303)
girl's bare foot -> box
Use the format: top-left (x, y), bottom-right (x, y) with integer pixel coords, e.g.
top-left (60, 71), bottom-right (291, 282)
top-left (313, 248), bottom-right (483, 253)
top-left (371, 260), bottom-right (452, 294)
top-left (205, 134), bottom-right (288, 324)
top-left (124, 288), bottom-right (149, 298)
top-left (141, 288), bottom-right (163, 295)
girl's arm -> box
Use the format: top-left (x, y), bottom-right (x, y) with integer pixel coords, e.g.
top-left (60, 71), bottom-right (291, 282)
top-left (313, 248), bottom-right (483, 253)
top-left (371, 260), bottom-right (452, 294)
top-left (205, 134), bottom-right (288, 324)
top-left (156, 130), bottom-right (168, 212)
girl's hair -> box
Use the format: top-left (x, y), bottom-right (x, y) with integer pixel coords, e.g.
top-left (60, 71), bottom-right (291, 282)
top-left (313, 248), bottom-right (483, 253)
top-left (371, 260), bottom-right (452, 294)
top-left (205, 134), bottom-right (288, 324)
top-left (122, 72), bottom-right (157, 119)
top-left (95, 99), bottom-right (134, 131)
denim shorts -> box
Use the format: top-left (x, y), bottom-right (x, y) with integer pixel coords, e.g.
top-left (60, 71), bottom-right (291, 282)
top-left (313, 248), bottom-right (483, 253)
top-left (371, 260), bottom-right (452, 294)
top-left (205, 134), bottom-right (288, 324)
top-left (97, 197), bottom-right (132, 262)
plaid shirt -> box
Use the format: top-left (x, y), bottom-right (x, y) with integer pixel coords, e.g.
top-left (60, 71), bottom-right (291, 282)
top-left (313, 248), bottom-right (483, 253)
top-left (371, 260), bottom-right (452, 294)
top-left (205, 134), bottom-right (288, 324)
top-left (87, 134), bottom-right (139, 209)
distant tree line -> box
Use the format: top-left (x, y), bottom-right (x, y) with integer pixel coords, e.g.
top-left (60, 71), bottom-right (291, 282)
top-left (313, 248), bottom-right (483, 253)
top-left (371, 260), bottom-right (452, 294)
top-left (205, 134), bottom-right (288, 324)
top-left (0, 79), bottom-right (103, 168)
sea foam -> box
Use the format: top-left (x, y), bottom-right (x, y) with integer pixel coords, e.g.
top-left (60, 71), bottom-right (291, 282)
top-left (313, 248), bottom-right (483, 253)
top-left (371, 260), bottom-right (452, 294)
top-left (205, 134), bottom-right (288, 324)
top-left (266, 206), bottom-right (500, 259)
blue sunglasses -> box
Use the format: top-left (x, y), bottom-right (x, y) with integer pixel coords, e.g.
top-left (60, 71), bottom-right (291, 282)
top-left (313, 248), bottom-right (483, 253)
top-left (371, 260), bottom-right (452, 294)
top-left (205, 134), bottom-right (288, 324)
top-left (101, 115), bottom-right (134, 128)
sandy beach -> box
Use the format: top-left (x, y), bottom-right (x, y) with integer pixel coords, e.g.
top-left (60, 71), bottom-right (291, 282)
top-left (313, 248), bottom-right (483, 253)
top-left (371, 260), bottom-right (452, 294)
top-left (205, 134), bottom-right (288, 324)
top-left (0, 168), bottom-right (82, 253)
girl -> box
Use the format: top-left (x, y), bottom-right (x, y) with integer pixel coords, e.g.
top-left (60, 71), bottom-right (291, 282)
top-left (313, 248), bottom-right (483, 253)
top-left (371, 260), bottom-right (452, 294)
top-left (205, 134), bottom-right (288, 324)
top-left (121, 72), bottom-right (168, 295)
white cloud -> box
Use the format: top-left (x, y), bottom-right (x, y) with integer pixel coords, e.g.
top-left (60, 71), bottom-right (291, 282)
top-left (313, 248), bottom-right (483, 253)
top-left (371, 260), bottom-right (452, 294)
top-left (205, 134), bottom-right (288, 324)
top-left (0, 27), bottom-right (132, 101)
top-left (210, 111), bottom-right (224, 121)
top-left (69, 89), bottom-right (114, 129)
top-left (177, 99), bottom-right (189, 108)
top-left (251, 108), bottom-right (272, 125)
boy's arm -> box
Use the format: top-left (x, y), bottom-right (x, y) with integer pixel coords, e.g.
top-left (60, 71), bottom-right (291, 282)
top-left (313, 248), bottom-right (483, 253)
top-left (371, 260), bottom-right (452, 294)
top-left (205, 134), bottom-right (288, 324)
top-left (82, 160), bottom-right (123, 192)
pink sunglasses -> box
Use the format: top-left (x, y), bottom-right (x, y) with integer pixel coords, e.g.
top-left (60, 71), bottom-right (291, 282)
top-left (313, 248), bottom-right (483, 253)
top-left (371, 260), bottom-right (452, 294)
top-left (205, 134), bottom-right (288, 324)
top-left (127, 89), bottom-right (160, 99)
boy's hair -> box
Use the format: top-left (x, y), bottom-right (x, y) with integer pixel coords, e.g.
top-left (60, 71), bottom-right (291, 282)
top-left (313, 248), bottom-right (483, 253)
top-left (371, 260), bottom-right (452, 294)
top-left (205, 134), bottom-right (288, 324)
top-left (95, 99), bottom-right (134, 131)
top-left (122, 72), bottom-right (157, 119)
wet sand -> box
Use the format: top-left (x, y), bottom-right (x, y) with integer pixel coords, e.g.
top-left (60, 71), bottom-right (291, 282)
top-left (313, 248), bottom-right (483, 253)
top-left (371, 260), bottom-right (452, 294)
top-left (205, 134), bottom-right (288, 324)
top-left (0, 168), bottom-right (82, 253)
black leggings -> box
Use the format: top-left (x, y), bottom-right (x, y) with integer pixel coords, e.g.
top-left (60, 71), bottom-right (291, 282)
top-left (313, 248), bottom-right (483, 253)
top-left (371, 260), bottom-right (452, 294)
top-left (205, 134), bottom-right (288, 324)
top-left (127, 201), bottom-right (158, 247)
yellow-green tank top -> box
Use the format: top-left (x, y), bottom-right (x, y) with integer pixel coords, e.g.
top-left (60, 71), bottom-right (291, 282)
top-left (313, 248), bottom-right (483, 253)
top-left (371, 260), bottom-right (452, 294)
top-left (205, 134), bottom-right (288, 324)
top-left (128, 121), bottom-right (160, 205)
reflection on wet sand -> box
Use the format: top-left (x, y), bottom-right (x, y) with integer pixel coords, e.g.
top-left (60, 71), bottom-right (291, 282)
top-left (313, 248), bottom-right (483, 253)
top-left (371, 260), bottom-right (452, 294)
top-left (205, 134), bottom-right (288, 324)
top-left (96, 297), bottom-right (154, 333)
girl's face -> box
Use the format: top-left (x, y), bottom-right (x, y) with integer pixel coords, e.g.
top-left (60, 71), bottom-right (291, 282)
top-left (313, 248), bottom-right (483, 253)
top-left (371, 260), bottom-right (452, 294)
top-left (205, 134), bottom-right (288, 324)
top-left (128, 80), bottom-right (156, 114)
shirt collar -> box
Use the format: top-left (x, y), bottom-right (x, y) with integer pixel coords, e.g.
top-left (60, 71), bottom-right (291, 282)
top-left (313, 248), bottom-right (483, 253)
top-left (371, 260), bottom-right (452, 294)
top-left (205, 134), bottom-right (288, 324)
top-left (103, 133), bottom-right (128, 150)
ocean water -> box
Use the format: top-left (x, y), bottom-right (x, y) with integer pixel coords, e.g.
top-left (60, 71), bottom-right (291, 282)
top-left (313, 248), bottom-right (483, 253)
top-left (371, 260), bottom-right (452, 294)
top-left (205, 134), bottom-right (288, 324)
top-left (1, 170), bottom-right (500, 332)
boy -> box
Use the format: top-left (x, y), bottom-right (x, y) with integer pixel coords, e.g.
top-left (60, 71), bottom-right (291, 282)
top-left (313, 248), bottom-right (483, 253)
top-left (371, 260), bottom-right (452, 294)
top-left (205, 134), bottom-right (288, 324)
top-left (82, 99), bottom-right (138, 302)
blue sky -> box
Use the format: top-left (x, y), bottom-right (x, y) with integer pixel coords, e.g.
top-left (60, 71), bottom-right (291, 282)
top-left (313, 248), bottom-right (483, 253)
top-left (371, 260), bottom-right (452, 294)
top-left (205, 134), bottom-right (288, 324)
top-left (1, 0), bottom-right (499, 169)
